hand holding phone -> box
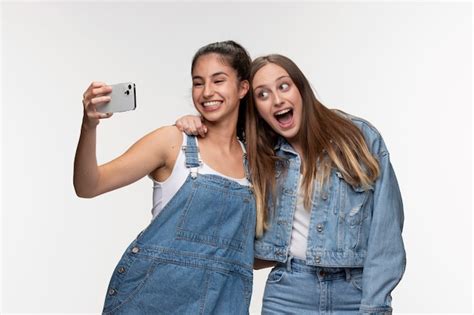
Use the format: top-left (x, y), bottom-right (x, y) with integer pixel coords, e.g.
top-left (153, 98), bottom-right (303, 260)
top-left (96, 82), bottom-right (137, 113)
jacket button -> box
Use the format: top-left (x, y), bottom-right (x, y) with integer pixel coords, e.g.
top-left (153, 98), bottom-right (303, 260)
top-left (108, 288), bottom-right (117, 296)
top-left (322, 193), bottom-right (328, 200)
top-left (316, 224), bottom-right (324, 232)
top-left (319, 270), bottom-right (326, 277)
top-left (118, 267), bottom-right (126, 274)
top-left (315, 256), bottom-right (321, 263)
top-left (131, 246), bottom-right (140, 254)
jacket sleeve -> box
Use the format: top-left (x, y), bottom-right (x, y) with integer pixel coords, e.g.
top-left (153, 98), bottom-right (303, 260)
top-left (359, 145), bottom-right (406, 314)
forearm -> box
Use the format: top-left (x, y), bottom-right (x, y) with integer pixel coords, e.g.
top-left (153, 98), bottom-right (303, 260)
top-left (73, 118), bottom-right (100, 198)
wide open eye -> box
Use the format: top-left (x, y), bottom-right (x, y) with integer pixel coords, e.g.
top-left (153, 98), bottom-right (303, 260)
top-left (257, 89), bottom-right (269, 100)
top-left (280, 82), bottom-right (290, 91)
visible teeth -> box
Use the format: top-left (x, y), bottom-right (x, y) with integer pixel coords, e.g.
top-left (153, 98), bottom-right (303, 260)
top-left (203, 101), bottom-right (221, 107)
top-left (275, 108), bottom-right (291, 116)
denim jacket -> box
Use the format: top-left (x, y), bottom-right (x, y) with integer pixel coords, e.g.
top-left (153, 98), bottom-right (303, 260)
top-left (254, 114), bottom-right (406, 314)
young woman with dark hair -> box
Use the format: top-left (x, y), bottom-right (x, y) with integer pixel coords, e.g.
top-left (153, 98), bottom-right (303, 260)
top-left (74, 41), bottom-right (256, 314)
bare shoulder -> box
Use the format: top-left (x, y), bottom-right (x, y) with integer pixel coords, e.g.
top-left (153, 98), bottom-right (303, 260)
top-left (143, 125), bottom-right (183, 157)
top-left (148, 125), bottom-right (182, 143)
top-left (146, 126), bottom-right (184, 181)
top-left (142, 125), bottom-right (183, 171)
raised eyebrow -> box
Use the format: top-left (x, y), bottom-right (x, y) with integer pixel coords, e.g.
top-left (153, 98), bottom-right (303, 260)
top-left (253, 75), bottom-right (291, 91)
top-left (276, 75), bottom-right (291, 82)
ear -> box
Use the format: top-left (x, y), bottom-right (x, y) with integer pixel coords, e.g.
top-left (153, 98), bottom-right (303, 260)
top-left (238, 80), bottom-right (250, 99)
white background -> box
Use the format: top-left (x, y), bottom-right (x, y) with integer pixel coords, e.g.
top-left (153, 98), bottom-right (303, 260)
top-left (1, 1), bottom-right (472, 314)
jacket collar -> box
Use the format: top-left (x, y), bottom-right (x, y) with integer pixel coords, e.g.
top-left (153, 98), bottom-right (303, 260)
top-left (274, 137), bottom-right (298, 156)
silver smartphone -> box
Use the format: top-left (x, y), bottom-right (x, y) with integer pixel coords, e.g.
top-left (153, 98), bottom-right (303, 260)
top-left (96, 82), bottom-right (136, 113)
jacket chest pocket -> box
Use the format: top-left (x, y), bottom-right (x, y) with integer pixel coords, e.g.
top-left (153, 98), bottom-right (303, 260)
top-left (335, 171), bottom-right (372, 224)
top-left (333, 171), bottom-right (373, 249)
top-left (176, 180), bottom-right (252, 252)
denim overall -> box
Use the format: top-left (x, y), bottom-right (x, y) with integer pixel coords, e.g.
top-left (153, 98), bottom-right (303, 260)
top-left (102, 135), bottom-right (256, 314)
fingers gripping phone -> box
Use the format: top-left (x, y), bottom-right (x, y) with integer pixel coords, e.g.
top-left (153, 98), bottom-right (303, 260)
top-left (97, 82), bottom-right (136, 113)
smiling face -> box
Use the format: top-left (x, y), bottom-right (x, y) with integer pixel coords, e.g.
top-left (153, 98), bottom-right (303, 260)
top-left (252, 63), bottom-right (303, 143)
top-left (192, 53), bottom-right (248, 123)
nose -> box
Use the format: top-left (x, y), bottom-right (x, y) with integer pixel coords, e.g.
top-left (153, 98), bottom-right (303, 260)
top-left (273, 91), bottom-right (284, 107)
top-left (203, 83), bottom-right (214, 98)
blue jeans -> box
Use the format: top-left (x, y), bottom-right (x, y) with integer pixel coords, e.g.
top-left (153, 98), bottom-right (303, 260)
top-left (262, 258), bottom-right (363, 314)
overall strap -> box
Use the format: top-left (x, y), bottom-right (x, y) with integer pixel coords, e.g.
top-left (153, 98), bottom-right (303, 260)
top-left (182, 135), bottom-right (202, 179)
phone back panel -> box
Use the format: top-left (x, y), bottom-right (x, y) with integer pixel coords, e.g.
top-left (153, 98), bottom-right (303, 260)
top-left (97, 82), bottom-right (136, 113)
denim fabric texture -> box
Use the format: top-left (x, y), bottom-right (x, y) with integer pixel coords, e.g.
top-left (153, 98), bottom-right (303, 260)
top-left (102, 135), bottom-right (256, 314)
top-left (263, 257), bottom-right (364, 314)
top-left (255, 113), bottom-right (406, 314)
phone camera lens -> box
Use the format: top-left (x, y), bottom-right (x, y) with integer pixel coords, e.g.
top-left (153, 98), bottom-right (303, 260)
top-left (128, 84), bottom-right (132, 89)
top-left (125, 90), bottom-right (130, 95)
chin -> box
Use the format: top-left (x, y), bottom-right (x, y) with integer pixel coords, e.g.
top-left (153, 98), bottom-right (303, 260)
top-left (282, 132), bottom-right (299, 141)
top-left (200, 112), bottom-right (224, 124)
top-left (195, 108), bottom-right (213, 120)
top-left (272, 125), bottom-right (299, 140)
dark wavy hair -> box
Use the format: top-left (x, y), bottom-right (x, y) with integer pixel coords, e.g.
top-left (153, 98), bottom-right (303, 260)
top-left (191, 40), bottom-right (251, 141)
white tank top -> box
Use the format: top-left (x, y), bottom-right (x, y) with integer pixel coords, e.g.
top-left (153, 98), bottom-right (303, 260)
top-left (289, 175), bottom-right (311, 259)
top-left (148, 134), bottom-right (250, 218)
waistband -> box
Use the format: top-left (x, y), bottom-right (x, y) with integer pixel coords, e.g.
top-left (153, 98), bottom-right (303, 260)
top-left (276, 257), bottom-right (363, 281)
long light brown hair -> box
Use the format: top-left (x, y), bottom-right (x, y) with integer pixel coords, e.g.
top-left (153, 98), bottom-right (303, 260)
top-left (246, 55), bottom-right (380, 237)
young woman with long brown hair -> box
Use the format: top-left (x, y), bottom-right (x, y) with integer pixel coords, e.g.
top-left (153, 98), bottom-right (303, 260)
top-left (177, 54), bottom-right (406, 314)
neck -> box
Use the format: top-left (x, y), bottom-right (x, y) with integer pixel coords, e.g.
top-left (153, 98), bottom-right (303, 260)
top-left (200, 119), bottom-right (240, 152)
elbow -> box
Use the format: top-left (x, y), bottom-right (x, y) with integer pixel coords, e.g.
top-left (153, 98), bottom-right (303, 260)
top-left (73, 174), bottom-right (101, 198)
top-left (73, 183), bottom-right (98, 199)
top-left (76, 192), bottom-right (95, 199)
top-left (74, 188), bottom-right (95, 199)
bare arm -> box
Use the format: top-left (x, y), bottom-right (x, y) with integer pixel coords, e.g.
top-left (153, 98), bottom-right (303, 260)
top-left (73, 119), bottom-right (101, 198)
top-left (73, 81), bottom-right (180, 198)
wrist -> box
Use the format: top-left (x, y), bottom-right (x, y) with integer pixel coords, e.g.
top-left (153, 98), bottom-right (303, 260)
top-left (81, 114), bottom-right (99, 131)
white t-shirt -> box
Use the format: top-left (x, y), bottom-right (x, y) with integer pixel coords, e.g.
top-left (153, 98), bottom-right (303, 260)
top-left (289, 175), bottom-right (311, 259)
top-left (149, 134), bottom-right (250, 218)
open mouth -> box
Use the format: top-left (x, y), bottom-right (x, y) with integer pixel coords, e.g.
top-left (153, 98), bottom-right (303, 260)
top-left (274, 108), bottom-right (294, 127)
top-left (202, 100), bottom-right (223, 107)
